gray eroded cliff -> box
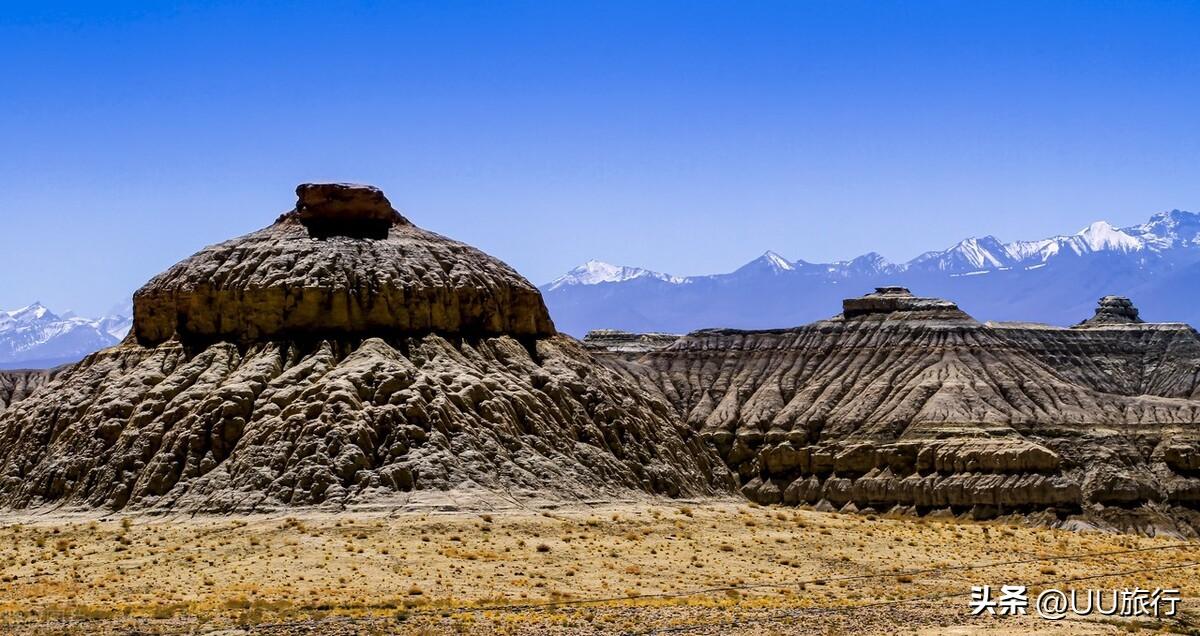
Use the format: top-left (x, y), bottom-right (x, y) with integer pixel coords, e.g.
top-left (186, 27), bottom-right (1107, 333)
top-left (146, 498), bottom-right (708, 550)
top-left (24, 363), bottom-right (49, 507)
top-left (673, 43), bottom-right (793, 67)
top-left (598, 289), bottom-right (1200, 533)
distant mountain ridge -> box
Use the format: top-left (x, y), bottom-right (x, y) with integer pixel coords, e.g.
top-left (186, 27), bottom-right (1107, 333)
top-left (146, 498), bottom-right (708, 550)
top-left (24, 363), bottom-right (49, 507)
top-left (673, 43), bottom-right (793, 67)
top-left (0, 302), bottom-right (131, 369)
top-left (547, 259), bottom-right (689, 290)
top-left (542, 209), bottom-right (1200, 336)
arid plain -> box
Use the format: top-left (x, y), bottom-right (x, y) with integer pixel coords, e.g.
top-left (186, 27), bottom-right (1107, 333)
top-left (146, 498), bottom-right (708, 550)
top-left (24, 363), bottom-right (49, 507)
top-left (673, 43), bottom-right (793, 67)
top-left (2, 500), bottom-right (1198, 635)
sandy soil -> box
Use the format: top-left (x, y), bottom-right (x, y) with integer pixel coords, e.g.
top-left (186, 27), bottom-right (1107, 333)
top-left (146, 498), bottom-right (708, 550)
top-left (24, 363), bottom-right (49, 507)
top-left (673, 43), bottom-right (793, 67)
top-left (1, 499), bottom-right (1197, 634)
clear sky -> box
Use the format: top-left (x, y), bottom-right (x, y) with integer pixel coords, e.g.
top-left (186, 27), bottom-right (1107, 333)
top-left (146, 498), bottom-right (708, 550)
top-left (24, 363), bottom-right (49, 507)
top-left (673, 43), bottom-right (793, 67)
top-left (2, 1), bottom-right (1199, 316)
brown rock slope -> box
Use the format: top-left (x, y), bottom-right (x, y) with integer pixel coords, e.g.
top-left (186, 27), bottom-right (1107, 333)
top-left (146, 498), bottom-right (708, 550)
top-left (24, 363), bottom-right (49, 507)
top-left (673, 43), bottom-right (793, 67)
top-left (0, 184), bottom-right (732, 512)
top-left (133, 183), bottom-right (555, 346)
top-left (601, 288), bottom-right (1200, 532)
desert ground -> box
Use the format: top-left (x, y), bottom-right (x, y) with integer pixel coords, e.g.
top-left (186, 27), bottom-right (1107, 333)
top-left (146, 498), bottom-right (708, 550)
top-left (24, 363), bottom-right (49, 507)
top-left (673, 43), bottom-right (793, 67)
top-left (1, 499), bottom-right (1198, 635)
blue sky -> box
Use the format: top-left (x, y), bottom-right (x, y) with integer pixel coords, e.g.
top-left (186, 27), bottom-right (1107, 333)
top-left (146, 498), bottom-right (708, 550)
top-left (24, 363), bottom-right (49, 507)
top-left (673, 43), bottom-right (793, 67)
top-left (2, 1), bottom-right (1199, 315)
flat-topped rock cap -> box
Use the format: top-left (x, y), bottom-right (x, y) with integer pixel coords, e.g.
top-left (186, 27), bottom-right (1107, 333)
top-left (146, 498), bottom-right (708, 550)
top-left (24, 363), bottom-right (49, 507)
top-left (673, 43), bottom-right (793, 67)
top-left (872, 286), bottom-right (913, 296)
top-left (132, 183), bottom-right (555, 345)
top-left (295, 183), bottom-right (401, 223)
top-left (841, 286), bottom-right (971, 320)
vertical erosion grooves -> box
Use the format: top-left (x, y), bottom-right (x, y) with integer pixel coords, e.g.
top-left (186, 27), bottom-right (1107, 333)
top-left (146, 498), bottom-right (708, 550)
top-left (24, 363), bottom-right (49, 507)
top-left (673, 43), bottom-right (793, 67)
top-left (0, 183), bottom-right (736, 512)
top-left (598, 314), bottom-right (1200, 530)
top-left (0, 334), bottom-right (735, 512)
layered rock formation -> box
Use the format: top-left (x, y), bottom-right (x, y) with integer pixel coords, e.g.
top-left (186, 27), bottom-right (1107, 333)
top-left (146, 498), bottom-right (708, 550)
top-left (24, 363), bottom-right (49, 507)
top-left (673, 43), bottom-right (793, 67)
top-left (599, 289), bottom-right (1200, 533)
top-left (0, 184), bottom-right (732, 512)
top-left (991, 321), bottom-right (1200, 400)
top-left (133, 183), bottom-right (555, 347)
top-left (582, 330), bottom-right (680, 355)
top-left (11, 188), bottom-right (1200, 533)
top-left (1077, 295), bottom-right (1144, 326)
top-left (0, 370), bottom-right (53, 412)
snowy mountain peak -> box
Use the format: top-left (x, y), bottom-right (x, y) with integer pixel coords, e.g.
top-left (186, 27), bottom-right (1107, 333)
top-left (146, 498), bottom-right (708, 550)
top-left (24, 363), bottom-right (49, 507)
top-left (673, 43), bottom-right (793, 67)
top-left (1124, 210), bottom-right (1200, 250)
top-left (0, 302), bottom-right (132, 369)
top-left (829, 252), bottom-right (896, 276)
top-left (733, 251), bottom-right (798, 276)
top-left (547, 260), bottom-right (685, 290)
top-left (909, 235), bottom-right (1013, 272)
top-left (546, 210), bottom-right (1194, 294)
top-left (6, 302), bottom-right (54, 323)
top-left (762, 251), bottom-right (795, 271)
top-left (552, 260), bottom-right (630, 286)
top-left (1075, 221), bottom-right (1143, 253)
top-left (950, 235), bottom-right (1011, 268)
top-left (1146, 209), bottom-right (1193, 224)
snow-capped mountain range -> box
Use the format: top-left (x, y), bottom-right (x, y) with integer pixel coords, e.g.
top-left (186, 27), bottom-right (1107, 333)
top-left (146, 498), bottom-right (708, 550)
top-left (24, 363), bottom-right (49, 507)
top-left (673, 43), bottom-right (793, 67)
top-left (547, 260), bottom-right (689, 290)
top-left (542, 210), bottom-right (1200, 336)
top-left (8, 210), bottom-right (1199, 363)
top-left (906, 220), bottom-right (1154, 272)
top-left (0, 302), bottom-right (131, 369)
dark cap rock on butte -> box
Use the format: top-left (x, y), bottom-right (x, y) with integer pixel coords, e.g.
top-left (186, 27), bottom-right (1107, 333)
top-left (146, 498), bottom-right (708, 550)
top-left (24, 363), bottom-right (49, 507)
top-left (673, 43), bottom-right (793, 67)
top-left (1076, 295), bottom-right (1145, 326)
top-left (132, 183), bottom-right (556, 345)
top-left (841, 286), bottom-right (968, 320)
top-left (293, 183), bottom-right (406, 239)
top-left (295, 183), bottom-right (396, 221)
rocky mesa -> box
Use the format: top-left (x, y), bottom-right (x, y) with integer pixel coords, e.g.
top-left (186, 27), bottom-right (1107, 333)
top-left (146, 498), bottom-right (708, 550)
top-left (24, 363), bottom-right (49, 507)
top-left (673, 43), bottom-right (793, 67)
top-left (597, 288), bottom-right (1200, 534)
top-left (0, 184), bottom-right (733, 513)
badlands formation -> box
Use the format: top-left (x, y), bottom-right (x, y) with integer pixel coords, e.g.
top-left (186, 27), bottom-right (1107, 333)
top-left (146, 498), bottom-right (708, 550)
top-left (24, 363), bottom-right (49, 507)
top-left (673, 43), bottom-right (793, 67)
top-left (599, 287), bottom-right (1200, 533)
top-left (0, 184), bottom-right (731, 512)
top-left (3, 188), bottom-right (1200, 535)
top-left (0, 369), bottom-right (53, 411)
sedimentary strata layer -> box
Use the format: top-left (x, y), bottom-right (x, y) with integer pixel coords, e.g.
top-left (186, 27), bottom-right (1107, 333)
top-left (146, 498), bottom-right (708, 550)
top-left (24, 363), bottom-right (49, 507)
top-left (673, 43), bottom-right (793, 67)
top-left (598, 289), bottom-right (1200, 533)
top-left (133, 183), bottom-right (555, 346)
top-left (990, 321), bottom-right (1200, 399)
top-left (582, 330), bottom-right (680, 355)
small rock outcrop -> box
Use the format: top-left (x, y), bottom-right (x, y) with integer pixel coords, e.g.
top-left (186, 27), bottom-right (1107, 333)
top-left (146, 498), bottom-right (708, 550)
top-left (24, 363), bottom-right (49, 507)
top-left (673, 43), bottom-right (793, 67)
top-left (1076, 295), bottom-right (1145, 326)
top-left (583, 330), bottom-right (680, 354)
top-left (0, 185), bottom-right (733, 512)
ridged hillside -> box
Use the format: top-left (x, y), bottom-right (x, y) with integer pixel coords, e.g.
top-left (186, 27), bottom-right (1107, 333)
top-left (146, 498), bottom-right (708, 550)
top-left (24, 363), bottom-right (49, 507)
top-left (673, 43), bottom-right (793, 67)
top-left (601, 288), bottom-right (1200, 533)
top-left (0, 184), bottom-right (733, 512)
